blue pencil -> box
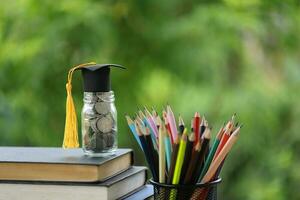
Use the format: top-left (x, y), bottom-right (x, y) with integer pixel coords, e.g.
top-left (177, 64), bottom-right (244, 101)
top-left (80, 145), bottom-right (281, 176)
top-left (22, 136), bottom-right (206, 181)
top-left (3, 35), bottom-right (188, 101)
top-left (126, 115), bottom-right (143, 150)
top-left (164, 134), bottom-right (172, 170)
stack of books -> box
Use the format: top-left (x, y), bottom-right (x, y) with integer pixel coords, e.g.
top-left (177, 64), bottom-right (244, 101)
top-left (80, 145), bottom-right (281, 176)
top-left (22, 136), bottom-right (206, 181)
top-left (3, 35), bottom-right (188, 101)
top-left (0, 147), bottom-right (153, 200)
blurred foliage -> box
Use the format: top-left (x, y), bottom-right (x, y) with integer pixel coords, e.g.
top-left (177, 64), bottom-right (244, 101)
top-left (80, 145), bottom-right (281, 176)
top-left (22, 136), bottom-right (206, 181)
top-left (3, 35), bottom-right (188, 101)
top-left (0, 0), bottom-right (300, 199)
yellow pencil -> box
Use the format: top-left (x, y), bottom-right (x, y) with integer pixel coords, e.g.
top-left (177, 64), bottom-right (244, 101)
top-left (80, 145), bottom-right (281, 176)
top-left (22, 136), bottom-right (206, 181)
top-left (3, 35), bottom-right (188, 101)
top-left (159, 117), bottom-right (166, 183)
top-left (172, 128), bottom-right (188, 184)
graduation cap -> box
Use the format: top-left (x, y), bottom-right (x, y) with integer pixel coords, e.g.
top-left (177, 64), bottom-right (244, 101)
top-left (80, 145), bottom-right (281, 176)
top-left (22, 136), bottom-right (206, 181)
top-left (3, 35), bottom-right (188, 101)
top-left (63, 62), bottom-right (125, 148)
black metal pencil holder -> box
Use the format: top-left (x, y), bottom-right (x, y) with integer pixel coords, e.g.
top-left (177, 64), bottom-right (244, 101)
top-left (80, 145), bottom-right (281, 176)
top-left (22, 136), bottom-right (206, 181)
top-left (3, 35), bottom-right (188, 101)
top-left (149, 178), bottom-right (221, 200)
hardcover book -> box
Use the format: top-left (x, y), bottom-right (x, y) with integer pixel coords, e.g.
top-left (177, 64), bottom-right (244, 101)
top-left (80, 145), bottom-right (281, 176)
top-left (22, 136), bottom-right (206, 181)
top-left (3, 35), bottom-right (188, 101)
top-left (0, 166), bottom-right (147, 200)
top-left (0, 147), bottom-right (133, 182)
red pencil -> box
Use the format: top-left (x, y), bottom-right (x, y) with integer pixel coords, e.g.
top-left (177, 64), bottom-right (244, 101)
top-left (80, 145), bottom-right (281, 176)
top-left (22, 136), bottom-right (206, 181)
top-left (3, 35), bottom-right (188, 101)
top-left (193, 112), bottom-right (201, 146)
top-left (213, 119), bottom-right (234, 161)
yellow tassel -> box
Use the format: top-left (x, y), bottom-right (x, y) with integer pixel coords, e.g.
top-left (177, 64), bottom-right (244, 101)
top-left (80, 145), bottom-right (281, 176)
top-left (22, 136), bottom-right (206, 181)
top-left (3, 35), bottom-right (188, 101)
top-left (63, 62), bottom-right (96, 148)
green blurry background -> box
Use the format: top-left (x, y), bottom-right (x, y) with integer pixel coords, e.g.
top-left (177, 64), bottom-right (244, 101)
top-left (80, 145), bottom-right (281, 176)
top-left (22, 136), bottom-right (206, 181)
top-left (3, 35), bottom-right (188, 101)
top-left (0, 0), bottom-right (300, 199)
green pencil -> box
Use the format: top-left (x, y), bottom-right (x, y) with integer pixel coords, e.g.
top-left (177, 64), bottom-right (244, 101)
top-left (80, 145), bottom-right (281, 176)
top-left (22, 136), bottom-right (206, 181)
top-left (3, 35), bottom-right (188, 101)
top-left (198, 126), bottom-right (224, 182)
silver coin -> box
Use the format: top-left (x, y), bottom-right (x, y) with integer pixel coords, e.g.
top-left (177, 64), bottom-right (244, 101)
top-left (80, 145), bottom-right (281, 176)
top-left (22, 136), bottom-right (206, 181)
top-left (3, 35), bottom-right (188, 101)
top-left (96, 115), bottom-right (113, 133)
top-left (94, 101), bottom-right (110, 115)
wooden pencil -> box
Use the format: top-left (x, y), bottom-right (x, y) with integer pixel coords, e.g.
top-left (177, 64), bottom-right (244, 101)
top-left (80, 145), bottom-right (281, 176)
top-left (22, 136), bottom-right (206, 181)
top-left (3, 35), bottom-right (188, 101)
top-left (179, 131), bottom-right (195, 183)
top-left (213, 126), bottom-right (225, 160)
top-left (135, 114), bottom-right (145, 127)
top-left (159, 119), bottom-right (166, 183)
top-left (172, 129), bottom-right (188, 184)
top-left (193, 112), bottom-right (201, 145)
top-left (167, 136), bottom-right (180, 184)
top-left (192, 128), bottom-right (211, 183)
top-left (202, 119), bottom-right (210, 159)
top-left (135, 121), bottom-right (158, 181)
top-left (125, 115), bottom-right (143, 150)
top-left (201, 126), bottom-right (240, 183)
top-left (164, 131), bottom-right (172, 171)
top-left (167, 105), bottom-right (178, 143)
top-left (163, 112), bottom-right (174, 145)
top-left (138, 109), bottom-right (147, 122)
top-left (145, 127), bottom-right (159, 178)
top-left (213, 120), bottom-right (233, 161)
top-left (198, 126), bottom-right (224, 181)
top-left (139, 110), bottom-right (158, 149)
top-left (183, 141), bottom-right (202, 184)
top-left (144, 106), bottom-right (159, 139)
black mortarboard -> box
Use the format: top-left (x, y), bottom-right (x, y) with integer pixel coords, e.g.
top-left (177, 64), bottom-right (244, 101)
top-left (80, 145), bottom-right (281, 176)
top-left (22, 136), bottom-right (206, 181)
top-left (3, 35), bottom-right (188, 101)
top-left (81, 64), bottom-right (125, 92)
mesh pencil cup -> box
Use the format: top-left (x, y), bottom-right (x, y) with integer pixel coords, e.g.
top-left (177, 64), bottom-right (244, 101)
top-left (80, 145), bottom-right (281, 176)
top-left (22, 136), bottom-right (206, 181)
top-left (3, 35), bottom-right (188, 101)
top-left (149, 178), bottom-right (221, 200)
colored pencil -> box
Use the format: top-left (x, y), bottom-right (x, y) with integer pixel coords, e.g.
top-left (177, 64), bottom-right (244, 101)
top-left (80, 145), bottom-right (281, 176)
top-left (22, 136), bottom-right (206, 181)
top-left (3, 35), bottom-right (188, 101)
top-left (213, 120), bottom-right (233, 161)
top-left (167, 136), bottom-right (180, 184)
top-left (183, 141), bottom-right (202, 184)
top-left (172, 129), bottom-right (188, 184)
top-left (164, 131), bottom-right (172, 171)
top-left (139, 110), bottom-right (158, 149)
top-left (135, 121), bottom-right (158, 181)
top-left (159, 118), bottom-right (166, 183)
top-left (193, 112), bottom-right (201, 145)
top-left (144, 106), bottom-right (159, 138)
top-left (167, 105), bottom-right (178, 142)
top-left (201, 126), bottom-right (241, 183)
top-left (125, 115), bottom-right (143, 150)
top-left (163, 111), bottom-right (174, 145)
top-left (198, 126), bottom-right (224, 181)
top-left (179, 131), bottom-right (195, 183)
top-left (193, 127), bottom-right (211, 183)
top-left (144, 126), bottom-right (159, 180)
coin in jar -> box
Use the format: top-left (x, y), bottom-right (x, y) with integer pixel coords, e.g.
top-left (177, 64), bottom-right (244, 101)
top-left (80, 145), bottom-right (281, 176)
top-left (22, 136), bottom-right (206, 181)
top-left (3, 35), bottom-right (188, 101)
top-left (94, 101), bottom-right (110, 115)
top-left (96, 115), bottom-right (113, 133)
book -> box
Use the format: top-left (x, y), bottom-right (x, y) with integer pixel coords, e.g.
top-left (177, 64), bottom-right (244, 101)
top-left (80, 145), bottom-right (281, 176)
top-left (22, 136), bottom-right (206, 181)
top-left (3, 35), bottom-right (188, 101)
top-left (0, 147), bottom-right (133, 182)
top-left (122, 185), bottom-right (154, 200)
top-left (0, 166), bottom-right (147, 200)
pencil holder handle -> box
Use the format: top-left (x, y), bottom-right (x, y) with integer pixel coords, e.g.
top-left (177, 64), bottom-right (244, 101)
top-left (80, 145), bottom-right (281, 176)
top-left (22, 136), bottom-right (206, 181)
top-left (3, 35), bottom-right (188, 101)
top-left (149, 178), bottom-right (221, 200)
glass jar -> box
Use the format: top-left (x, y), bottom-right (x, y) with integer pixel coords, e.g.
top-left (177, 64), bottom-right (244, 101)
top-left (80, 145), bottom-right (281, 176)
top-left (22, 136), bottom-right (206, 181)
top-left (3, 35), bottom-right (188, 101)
top-left (81, 91), bottom-right (117, 156)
